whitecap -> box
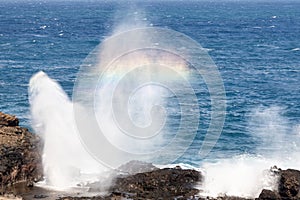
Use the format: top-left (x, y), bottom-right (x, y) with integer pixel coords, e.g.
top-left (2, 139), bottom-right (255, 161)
top-left (291, 48), bottom-right (300, 51)
top-left (32, 34), bottom-right (48, 38)
top-left (0, 43), bottom-right (11, 47)
top-left (40, 25), bottom-right (47, 29)
top-left (256, 44), bottom-right (279, 49)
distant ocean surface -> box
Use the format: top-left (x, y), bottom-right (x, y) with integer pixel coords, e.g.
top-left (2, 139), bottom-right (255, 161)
top-left (1, 0), bottom-right (300, 168)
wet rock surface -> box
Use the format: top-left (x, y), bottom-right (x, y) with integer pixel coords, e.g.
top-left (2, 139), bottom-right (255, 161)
top-left (0, 112), bottom-right (43, 192)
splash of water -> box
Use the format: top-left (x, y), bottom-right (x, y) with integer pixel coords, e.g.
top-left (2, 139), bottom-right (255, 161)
top-left (29, 71), bottom-right (107, 189)
top-left (28, 49), bottom-right (191, 189)
top-left (201, 105), bottom-right (300, 198)
top-left (28, 22), bottom-right (195, 189)
top-left (71, 24), bottom-right (211, 168)
top-left (27, 11), bottom-right (173, 188)
top-left (248, 106), bottom-right (299, 156)
top-left (200, 156), bottom-right (278, 198)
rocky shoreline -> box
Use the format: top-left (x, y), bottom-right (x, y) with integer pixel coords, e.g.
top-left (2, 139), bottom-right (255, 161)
top-left (0, 112), bottom-right (42, 191)
top-left (1, 112), bottom-right (300, 200)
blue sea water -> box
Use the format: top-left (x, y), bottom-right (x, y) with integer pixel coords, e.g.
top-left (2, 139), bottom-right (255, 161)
top-left (1, 0), bottom-right (300, 166)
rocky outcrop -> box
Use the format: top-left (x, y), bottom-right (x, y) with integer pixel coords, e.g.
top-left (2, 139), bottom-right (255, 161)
top-left (258, 189), bottom-right (281, 200)
top-left (278, 169), bottom-right (300, 199)
top-left (255, 169), bottom-right (300, 200)
top-left (0, 112), bottom-right (42, 192)
top-left (0, 112), bottom-right (19, 127)
top-left (117, 160), bottom-right (158, 175)
top-left (110, 166), bottom-right (202, 199)
top-left (58, 167), bottom-right (202, 200)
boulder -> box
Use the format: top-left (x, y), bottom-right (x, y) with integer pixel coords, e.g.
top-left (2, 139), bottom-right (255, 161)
top-left (257, 189), bottom-right (280, 200)
top-left (110, 166), bottom-right (202, 199)
top-left (278, 169), bottom-right (300, 199)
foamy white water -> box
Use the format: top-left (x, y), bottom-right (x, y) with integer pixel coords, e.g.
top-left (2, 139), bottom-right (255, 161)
top-left (200, 156), bottom-right (278, 198)
top-left (29, 71), bottom-right (107, 189)
top-left (200, 106), bottom-right (300, 198)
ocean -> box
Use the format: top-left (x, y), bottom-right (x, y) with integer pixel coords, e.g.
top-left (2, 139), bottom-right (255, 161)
top-left (1, 0), bottom-right (300, 197)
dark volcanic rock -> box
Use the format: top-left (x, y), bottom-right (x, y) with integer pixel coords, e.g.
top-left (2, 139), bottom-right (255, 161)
top-left (117, 160), bottom-right (158, 175)
top-left (0, 112), bottom-right (19, 127)
top-left (257, 189), bottom-right (280, 200)
top-left (0, 112), bottom-right (43, 192)
top-left (278, 169), bottom-right (300, 199)
top-left (111, 166), bottom-right (202, 199)
top-left (58, 167), bottom-right (202, 200)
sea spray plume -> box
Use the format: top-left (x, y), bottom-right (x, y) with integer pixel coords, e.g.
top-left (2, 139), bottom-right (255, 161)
top-left (28, 27), bottom-right (226, 189)
top-left (248, 106), bottom-right (300, 168)
top-left (201, 156), bottom-right (278, 198)
top-left (73, 27), bottom-right (226, 169)
top-left (29, 71), bottom-right (106, 189)
top-left (249, 106), bottom-right (292, 155)
top-left (112, 10), bottom-right (149, 34)
top-left (201, 106), bottom-right (300, 198)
